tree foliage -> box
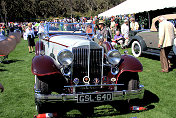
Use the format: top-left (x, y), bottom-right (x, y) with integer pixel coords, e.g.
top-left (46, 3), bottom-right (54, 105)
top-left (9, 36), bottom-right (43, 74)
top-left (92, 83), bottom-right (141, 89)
top-left (0, 0), bottom-right (125, 22)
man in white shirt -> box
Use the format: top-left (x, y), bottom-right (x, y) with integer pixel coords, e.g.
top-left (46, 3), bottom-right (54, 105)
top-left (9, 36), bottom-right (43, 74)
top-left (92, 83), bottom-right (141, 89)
top-left (130, 18), bottom-right (139, 31)
top-left (121, 19), bottom-right (129, 48)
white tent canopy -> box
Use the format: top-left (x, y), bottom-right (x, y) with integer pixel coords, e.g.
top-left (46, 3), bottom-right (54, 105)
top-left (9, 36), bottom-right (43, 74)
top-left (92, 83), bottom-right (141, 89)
top-left (98, 0), bottom-right (176, 17)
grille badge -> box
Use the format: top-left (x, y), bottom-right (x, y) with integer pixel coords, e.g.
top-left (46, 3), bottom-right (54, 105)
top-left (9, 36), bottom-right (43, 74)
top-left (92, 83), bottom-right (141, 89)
top-left (111, 78), bottom-right (116, 83)
top-left (93, 78), bottom-right (100, 84)
top-left (73, 78), bottom-right (79, 85)
top-left (83, 76), bottom-right (90, 84)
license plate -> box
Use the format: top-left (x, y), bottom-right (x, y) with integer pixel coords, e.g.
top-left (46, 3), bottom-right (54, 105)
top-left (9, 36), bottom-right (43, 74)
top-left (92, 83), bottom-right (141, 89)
top-left (77, 93), bottom-right (113, 103)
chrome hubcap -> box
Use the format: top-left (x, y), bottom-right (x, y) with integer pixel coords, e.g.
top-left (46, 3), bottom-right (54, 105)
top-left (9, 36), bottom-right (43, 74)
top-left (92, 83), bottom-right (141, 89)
top-left (134, 44), bottom-right (140, 54)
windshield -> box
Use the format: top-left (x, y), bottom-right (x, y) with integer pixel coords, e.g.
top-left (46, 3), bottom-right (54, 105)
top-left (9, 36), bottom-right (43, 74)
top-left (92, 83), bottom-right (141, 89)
top-left (40, 22), bottom-right (94, 35)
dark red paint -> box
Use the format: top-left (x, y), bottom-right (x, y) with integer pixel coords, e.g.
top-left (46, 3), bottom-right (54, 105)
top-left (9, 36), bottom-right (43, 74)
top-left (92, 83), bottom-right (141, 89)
top-left (115, 55), bottom-right (143, 83)
top-left (35, 41), bottom-right (44, 56)
top-left (31, 55), bottom-right (61, 76)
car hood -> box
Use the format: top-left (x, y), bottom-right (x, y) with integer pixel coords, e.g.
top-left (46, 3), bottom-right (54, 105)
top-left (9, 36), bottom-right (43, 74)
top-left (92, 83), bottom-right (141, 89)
top-left (49, 35), bottom-right (90, 47)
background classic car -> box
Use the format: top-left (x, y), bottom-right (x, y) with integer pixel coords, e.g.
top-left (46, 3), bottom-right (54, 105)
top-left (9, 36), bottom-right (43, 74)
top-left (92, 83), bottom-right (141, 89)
top-left (31, 22), bottom-right (144, 116)
top-left (129, 14), bottom-right (176, 58)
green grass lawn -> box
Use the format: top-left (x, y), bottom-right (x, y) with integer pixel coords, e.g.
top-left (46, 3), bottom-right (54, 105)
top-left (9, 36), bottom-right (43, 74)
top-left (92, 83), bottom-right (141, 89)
top-left (0, 39), bottom-right (176, 118)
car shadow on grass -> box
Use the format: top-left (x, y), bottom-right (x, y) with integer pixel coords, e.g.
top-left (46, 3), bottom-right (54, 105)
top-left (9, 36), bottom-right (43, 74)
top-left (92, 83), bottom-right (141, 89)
top-left (1, 59), bottom-right (24, 64)
top-left (56, 90), bottom-right (159, 118)
top-left (142, 53), bottom-right (160, 61)
top-left (129, 90), bottom-right (159, 113)
top-left (0, 65), bottom-right (7, 71)
top-left (0, 69), bottom-right (8, 71)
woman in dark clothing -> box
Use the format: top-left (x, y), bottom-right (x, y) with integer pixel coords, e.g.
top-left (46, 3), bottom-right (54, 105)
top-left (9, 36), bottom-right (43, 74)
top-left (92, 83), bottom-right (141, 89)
top-left (26, 23), bottom-right (35, 53)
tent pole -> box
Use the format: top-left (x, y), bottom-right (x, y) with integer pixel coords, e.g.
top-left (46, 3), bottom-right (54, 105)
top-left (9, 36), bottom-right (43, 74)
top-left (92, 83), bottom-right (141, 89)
top-left (148, 11), bottom-right (151, 29)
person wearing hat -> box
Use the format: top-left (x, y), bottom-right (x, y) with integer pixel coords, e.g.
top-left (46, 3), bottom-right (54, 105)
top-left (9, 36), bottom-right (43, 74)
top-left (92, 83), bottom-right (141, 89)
top-left (96, 20), bottom-right (112, 53)
top-left (121, 19), bottom-right (129, 48)
top-left (26, 23), bottom-right (35, 53)
top-left (130, 18), bottom-right (139, 31)
top-left (98, 20), bottom-right (108, 45)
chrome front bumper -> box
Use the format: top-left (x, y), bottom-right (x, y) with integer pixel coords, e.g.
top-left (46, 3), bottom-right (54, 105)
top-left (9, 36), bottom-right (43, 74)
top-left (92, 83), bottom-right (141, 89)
top-left (35, 84), bottom-right (144, 103)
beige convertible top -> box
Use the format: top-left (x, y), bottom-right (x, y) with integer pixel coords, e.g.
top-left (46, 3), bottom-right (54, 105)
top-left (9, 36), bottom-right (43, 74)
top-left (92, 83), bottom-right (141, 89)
top-left (150, 14), bottom-right (176, 31)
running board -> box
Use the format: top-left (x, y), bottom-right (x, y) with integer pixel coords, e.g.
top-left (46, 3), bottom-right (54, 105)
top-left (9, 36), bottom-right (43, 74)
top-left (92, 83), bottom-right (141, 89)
top-left (142, 51), bottom-right (173, 58)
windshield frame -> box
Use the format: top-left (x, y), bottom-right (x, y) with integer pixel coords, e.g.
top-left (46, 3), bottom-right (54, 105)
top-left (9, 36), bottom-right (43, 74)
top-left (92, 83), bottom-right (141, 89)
top-left (40, 22), bottom-right (94, 36)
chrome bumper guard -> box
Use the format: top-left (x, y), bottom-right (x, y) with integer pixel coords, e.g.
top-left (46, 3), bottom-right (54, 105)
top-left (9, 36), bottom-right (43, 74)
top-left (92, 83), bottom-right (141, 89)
top-left (35, 84), bottom-right (144, 103)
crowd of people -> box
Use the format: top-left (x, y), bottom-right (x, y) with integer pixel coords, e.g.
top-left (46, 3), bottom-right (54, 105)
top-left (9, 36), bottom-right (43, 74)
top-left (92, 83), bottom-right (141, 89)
top-left (0, 15), bottom-right (175, 73)
top-left (0, 15), bottom-right (141, 51)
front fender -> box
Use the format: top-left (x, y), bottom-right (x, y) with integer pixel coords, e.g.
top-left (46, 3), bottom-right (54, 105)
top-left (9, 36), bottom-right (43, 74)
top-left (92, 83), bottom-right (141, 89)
top-left (31, 55), bottom-right (61, 76)
top-left (129, 35), bottom-right (147, 51)
top-left (117, 55), bottom-right (143, 79)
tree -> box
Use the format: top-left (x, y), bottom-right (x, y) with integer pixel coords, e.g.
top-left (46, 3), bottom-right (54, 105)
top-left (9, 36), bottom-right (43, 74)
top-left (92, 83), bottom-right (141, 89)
top-left (1, 0), bottom-right (7, 23)
top-left (0, 0), bottom-right (125, 22)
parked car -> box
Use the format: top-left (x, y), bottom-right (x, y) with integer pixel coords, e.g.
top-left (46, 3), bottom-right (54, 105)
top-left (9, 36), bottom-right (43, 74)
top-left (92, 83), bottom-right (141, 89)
top-left (128, 14), bottom-right (176, 58)
top-left (31, 22), bottom-right (144, 115)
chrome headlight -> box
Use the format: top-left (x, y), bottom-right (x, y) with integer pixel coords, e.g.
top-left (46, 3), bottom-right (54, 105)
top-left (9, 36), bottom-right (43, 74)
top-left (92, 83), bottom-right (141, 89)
top-left (107, 50), bottom-right (121, 65)
top-left (57, 49), bottom-right (74, 66)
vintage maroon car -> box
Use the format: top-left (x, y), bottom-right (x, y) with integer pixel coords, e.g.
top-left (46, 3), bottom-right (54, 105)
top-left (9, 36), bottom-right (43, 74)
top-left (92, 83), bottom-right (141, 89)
top-left (31, 22), bottom-right (144, 115)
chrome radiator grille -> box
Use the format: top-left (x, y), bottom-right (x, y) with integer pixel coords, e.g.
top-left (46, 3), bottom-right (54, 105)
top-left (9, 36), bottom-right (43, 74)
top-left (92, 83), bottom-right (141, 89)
top-left (72, 47), bottom-right (103, 84)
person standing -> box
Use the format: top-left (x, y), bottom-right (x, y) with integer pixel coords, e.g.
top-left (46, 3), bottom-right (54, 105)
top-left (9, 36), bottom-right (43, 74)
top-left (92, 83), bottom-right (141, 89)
top-left (96, 20), bottom-right (111, 53)
top-left (98, 20), bottom-right (107, 45)
top-left (114, 16), bottom-right (120, 31)
top-left (1, 25), bottom-right (6, 36)
top-left (121, 19), bottom-right (129, 48)
top-left (158, 16), bottom-right (175, 72)
top-left (110, 18), bottom-right (116, 34)
top-left (38, 21), bottom-right (46, 33)
top-left (130, 18), bottom-right (139, 31)
top-left (26, 23), bottom-right (35, 53)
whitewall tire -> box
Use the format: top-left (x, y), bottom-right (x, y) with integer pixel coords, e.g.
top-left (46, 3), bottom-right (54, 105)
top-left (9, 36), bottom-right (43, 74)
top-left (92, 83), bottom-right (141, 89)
top-left (131, 41), bottom-right (142, 57)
